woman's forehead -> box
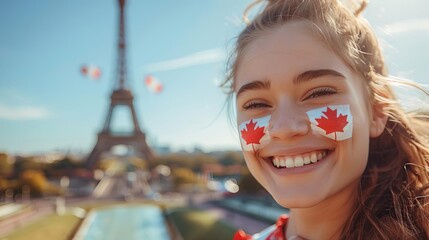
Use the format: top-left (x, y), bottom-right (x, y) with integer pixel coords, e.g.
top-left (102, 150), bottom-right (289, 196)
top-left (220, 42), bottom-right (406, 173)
top-left (234, 21), bottom-right (350, 91)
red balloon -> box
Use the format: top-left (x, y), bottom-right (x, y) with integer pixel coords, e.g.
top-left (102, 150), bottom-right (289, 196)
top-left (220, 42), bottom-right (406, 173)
top-left (81, 64), bottom-right (101, 80)
top-left (144, 74), bottom-right (163, 93)
top-left (81, 66), bottom-right (88, 75)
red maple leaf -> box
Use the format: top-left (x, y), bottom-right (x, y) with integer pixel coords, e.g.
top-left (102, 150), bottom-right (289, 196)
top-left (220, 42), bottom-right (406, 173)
top-left (315, 107), bottom-right (349, 141)
top-left (240, 119), bottom-right (266, 148)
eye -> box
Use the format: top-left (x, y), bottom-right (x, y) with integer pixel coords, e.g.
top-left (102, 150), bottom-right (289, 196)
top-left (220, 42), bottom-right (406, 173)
top-left (242, 100), bottom-right (271, 110)
top-left (303, 87), bottom-right (337, 100)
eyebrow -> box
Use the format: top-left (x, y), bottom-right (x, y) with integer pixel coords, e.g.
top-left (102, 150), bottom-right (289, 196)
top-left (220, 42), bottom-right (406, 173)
top-left (293, 69), bottom-right (345, 85)
top-left (236, 69), bottom-right (345, 98)
top-left (236, 79), bottom-right (270, 98)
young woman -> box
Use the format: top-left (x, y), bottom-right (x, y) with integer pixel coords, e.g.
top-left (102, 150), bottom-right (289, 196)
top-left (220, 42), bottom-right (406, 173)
top-left (223, 0), bottom-right (429, 239)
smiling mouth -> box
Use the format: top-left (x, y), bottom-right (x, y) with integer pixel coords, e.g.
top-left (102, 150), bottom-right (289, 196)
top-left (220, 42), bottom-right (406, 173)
top-left (266, 149), bottom-right (333, 169)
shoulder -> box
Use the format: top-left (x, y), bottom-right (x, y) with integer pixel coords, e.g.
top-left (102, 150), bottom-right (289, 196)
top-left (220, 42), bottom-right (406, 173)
top-left (233, 215), bottom-right (289, 240)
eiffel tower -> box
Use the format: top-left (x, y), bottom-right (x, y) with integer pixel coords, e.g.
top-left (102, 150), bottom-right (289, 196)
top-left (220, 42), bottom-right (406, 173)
top-left (86, 0), bottom-right (153, 169)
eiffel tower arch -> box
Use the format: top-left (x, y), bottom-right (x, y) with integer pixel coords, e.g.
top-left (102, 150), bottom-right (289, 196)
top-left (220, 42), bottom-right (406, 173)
top-left (86, 0), bottom-right (153, 169)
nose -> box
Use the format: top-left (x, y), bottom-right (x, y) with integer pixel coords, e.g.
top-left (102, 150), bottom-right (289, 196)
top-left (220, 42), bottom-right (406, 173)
top-left (269, 104), bottom-right (310, 140)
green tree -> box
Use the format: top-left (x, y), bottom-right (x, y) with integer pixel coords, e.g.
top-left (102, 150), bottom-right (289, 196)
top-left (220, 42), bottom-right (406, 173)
top-left (0, 152), bottom-right (12, 177)
top-left (53, 157), bottom-right (77, 169)
top-left (171, 167), bottom-right (202, 191)
top-left (13, 156), bottom-right (41, 176)
top-left (219, 151), bottom-right (245, 166)
top-left (20, 170), bottom-right (49, 197)
top-left (128, 157), bottom-right (147, 170)
top-left (192, 154), bottom-right (216, 172)
top-left (238, 169), bottom-right (264, 194)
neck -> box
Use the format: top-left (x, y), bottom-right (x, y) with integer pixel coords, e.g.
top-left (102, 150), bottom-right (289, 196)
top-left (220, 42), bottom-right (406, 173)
top-left (286, 182), bottom-right (358, 240)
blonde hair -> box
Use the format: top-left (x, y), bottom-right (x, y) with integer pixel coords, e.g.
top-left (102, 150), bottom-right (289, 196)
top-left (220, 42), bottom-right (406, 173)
top-left (223, 0), bottom-right (429, 239)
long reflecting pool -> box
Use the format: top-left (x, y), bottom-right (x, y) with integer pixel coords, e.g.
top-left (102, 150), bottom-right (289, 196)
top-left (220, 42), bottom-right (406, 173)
top-left (76, 205), bottom-right (170, 240)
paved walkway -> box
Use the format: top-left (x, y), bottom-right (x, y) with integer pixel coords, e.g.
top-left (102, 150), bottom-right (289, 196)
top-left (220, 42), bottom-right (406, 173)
top-left (0, 201), bottom-right (54, 237)
top-left (185, 192), bottom-right (276, 234)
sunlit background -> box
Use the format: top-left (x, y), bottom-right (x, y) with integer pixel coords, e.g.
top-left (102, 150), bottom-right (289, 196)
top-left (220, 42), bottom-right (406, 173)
top-left (1, 1), bottom-right (429, 240)
top-left (1, 0), bottom-right (428, 155)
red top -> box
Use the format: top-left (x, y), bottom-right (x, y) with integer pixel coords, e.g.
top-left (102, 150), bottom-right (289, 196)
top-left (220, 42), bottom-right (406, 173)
top-left (233, 215), bottom-right (289, 240)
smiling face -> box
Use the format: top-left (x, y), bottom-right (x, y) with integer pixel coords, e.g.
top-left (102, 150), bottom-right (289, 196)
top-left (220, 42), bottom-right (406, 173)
top-left (235, 21), bottom-right (381, 208)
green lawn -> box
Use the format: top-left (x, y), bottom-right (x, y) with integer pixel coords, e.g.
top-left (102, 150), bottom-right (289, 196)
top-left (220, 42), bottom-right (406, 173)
top-left (1, 202), bottom-right (237, 240)
top-left (166, 207), bottom-right (237, 240)
top-left (0, 201), bottom-right (176, 240)
top-left (0, 214), bottom-right (80, 240)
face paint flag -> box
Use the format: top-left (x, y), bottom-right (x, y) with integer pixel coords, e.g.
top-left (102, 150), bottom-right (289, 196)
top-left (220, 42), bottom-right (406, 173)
top-left (306, 105), bottom-right (353, 141)
top-left (239, 115), bottom-right (271, 152)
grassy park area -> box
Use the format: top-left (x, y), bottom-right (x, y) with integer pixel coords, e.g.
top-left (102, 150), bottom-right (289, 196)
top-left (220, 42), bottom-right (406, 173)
top-left (1, 213), bottom-right (80, 240)
top-left (1, 199), bottom-right (238, 240)
top-left (166, 207), bottom-right (237, 240)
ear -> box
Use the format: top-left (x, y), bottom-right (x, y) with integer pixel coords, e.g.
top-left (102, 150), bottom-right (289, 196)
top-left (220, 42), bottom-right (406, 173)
top-left (369, 103), bottom-right (388, 138)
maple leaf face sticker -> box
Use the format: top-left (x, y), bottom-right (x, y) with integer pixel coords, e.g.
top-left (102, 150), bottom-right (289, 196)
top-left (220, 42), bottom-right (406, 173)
top-left (306, 105), bottom-right (353, 141)
top-left (239, 115), bottom-right (271, 152)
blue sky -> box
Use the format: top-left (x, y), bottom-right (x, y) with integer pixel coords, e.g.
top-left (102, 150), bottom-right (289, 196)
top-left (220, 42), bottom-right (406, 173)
top-left (1, 0), bottom-right (428, 155)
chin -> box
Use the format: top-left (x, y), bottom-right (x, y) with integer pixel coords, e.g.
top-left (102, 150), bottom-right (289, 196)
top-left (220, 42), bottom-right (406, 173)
top-left (270, 190), bottom-right (323, 209)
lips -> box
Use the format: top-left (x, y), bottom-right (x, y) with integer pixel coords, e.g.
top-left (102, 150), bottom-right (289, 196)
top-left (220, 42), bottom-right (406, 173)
top-left (266, 149), bottom-right (332, 169)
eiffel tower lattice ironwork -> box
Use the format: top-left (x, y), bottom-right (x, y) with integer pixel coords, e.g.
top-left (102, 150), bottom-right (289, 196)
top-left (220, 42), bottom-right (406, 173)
top-left (86, 0), bottom-right (153, 168)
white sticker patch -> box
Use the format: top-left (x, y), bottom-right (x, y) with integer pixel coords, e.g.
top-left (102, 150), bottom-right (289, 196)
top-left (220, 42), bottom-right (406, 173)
top-left (306, 105), bottom-right (353, 141)
top-left (239, 115), bottom-right (271, 152)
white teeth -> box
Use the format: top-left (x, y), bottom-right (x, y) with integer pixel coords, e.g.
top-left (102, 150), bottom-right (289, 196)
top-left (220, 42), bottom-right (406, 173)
top-left (274, 158), bottom-right (280, 167)
top-left (271, 150), bottom-right (329, 168)
top-left (294, 156), bottom-right (304, 167)
top-left (310, 153), bottom-right (318, 163)
top-left (285, 157), bottom-right (294, 168)
top-left (303, 156), bottom-right (310, 165)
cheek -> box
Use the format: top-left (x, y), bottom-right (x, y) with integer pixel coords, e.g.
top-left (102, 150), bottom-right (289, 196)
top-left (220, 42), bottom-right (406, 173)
top-left (344, 142), bottom-right (369, 183)
top-left (351, 102), bottom-right (372, 143)
top-left (242, 151), bottom-right (258, 172)
top-left (242, 151), bottom-right (254, 166)
top-left (352, 119), bottom-right (371, 164)
top-left (242, 151), bottom-right (266, 183)
top-left (340, 113), bottom-right (370, 175)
